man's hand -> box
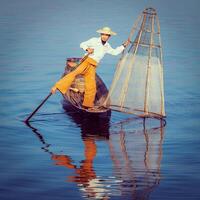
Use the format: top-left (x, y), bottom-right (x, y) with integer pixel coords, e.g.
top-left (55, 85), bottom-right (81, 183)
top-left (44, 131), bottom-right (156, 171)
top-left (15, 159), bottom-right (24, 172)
top-left (123, 39), bottom-right (131, 48)
top-left (86, 48), bottom-right (94, 54)
top-left (51, 86), bottom-right (57, 94)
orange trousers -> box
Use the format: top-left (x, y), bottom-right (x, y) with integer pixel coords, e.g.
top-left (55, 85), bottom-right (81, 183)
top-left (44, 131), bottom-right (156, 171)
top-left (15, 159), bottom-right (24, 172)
top-left (55, 57), bottom-right (98, 107)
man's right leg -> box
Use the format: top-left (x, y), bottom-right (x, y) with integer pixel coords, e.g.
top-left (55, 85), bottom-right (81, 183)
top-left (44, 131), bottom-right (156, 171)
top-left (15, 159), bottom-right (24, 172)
top-left (82, 64), bottom-right (96, 108)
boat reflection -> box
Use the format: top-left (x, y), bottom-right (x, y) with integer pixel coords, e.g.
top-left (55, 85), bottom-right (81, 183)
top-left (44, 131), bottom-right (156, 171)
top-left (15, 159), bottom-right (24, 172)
top-left (62, 101), bottom-right (111, 139)
top-left (25, 106), bottom-right (165, 200)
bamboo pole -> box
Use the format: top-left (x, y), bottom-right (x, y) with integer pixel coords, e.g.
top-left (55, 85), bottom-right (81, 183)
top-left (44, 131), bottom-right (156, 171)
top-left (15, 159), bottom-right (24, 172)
top-left (144, 14), bottom-right (155, 114)
top-left (155, 15), bottom-right (165, 117)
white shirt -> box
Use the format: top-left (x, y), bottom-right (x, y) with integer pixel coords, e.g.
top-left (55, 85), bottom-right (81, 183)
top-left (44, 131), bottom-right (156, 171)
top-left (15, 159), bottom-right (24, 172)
top-left (80, 37), bottom-right (124, 63)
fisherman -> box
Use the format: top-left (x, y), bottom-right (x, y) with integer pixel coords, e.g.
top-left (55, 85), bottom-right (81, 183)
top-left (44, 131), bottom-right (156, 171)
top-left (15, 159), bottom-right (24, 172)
top-left (51, 27), bottom-right (130, 110)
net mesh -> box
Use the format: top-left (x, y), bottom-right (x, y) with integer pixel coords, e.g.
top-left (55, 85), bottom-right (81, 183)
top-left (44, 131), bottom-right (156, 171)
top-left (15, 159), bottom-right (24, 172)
top-left (104, 8), bottom-right (165, 118)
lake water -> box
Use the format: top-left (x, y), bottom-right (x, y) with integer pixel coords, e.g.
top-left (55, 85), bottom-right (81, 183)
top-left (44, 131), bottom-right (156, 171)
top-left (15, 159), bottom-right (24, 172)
top-left (0, 0), bottom-right (200, 199)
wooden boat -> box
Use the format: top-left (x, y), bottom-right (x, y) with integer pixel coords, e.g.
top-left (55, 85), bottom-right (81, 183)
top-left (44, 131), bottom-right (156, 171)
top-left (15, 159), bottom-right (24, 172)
top-left (62, 58), bottom-right (110, 114)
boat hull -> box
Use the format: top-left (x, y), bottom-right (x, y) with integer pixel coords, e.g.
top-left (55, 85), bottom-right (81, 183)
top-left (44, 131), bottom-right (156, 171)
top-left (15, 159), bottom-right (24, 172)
top-left (62, 58), bottom-right (110, 114)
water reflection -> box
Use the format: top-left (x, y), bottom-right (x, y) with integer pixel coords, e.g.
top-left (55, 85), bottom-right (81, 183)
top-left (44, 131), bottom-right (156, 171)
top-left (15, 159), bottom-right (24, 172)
top-left (109, 118), bottom-right (165, 199)
top-left (25, 106), bottom-right (165, 200)
top-left (59, 102), bottom-right (111, 199)
top-left (62, 101), bottom-right (111, 140)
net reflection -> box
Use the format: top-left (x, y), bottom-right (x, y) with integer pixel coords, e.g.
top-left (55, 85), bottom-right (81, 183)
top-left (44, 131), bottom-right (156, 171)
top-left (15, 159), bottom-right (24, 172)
top-left (25, 106), bottom-right (165, 199)
top-left (109, 118), bottom-right (165, 199)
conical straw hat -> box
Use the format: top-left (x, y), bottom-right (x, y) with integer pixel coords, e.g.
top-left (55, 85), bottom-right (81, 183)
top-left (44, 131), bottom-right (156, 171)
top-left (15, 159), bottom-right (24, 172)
top-left (96, 27), bottom-right (117, 35)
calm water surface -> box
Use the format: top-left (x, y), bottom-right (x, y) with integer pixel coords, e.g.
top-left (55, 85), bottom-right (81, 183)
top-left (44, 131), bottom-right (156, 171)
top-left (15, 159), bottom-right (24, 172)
top-left (0, 0), bottom-right (200, 199)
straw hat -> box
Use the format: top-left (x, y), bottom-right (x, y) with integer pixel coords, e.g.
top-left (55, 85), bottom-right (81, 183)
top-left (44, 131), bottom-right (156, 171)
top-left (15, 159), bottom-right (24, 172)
top-left (96, 27), bottom-right (117, 36)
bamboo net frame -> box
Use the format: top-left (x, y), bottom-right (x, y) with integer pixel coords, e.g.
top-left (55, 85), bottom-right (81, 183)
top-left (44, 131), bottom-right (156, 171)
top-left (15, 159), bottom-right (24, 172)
top-left (104, 8), bottom-right (166, 118)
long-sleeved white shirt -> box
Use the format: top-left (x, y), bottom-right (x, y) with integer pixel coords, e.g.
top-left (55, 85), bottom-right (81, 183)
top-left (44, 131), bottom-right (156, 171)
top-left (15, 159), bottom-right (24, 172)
top-left (80, 37), bottom-right (124, 63)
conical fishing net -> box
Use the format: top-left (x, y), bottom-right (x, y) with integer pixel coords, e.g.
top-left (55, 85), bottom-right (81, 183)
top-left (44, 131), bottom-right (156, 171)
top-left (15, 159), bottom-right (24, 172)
top-left (104, 8), bottom-right (166, 118)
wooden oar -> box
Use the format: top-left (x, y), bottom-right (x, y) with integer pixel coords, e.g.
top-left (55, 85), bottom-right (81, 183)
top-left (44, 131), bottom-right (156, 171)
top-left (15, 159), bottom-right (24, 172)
top-left (24, 92), bottom-right (52, 122)
top-left (24, 53), bottom-right (90, 122)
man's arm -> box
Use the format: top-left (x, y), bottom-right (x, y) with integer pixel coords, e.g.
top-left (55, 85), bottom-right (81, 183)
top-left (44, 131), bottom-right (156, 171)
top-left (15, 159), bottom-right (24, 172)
top-left (106, 39), bottom-right (130, 56)
top-left (106, 44), bottom-right (125, 56)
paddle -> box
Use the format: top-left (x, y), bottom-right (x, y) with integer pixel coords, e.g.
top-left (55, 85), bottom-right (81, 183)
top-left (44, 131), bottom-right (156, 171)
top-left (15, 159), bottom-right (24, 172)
top-left (24, 53), bottom-right (90, 122)
top-left (24, 92), bottom-right (52, 122)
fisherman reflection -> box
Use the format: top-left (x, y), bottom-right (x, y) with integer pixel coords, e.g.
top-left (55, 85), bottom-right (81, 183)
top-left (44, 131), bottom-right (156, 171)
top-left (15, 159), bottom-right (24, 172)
top-left (51, 103), bottom-right (111, 199)
top-left (51, 137), bottom-right (97, 182)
